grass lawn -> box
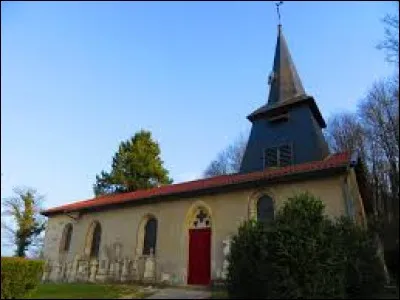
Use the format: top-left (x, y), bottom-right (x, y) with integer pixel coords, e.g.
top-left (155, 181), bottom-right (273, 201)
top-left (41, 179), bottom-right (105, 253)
top-left (28, 283), bottom-right (151, 299)
top-left (210, 288), bottom-right (229, 299)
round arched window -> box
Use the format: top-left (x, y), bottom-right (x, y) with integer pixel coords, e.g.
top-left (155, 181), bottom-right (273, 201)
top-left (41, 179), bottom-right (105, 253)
top-left (143, 217), bottom-right (158, 255)
top-left (90, 222), bottom-right (102, 258)
top-left (60, 223), bottom-right (73, 253)
top-left (257, 195), bottom-right (274, 224)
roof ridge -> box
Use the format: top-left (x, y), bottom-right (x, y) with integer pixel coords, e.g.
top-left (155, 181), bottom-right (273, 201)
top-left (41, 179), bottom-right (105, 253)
top-left (42, 152), bottom-right (350, 216)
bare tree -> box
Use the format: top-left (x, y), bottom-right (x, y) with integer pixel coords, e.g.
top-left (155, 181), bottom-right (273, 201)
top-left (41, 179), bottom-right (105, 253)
top-left (204, 133), bottom-right (248, 178)
top-left (377, 2), bottom-right (399, 64)
top-left (325, 76), bottom-right (399, 223)
top-left (359, 77), bottom-right (399, 221)
top-left (325, 76), bottom-right (399, 282)
top-left (1, 187), bottom-right (46, 257)
top-left (325, 112), bottom-right (367, 159)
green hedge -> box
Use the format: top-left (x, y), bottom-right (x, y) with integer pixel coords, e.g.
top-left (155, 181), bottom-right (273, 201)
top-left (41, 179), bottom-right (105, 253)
top-left (227, 192), bottom-right (386, 299)
top-left (1, 257), bottom-right (44, 299)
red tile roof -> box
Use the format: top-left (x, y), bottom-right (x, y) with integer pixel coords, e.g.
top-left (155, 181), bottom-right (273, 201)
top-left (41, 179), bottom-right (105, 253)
top-left (41, 152), bottom-right (351, 216)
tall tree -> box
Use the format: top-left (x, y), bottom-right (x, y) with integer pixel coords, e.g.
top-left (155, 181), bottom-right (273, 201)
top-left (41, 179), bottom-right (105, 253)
top-left (358, 78), bottom-right (399, 222)
top-left (325, 77), bottom-right (399, 279)
top-left (1, 187), bottom-right (46, 257)
top-left (203, 133), bottom-right (248, 178)
top-left (325, 112), bottom-right (366, 159)
top-left (377, 1), bottom-right (399, 64)
top-left (326, 77), bottom-right (399, 222)
top-left (93, 130), bottom-right (173, 196)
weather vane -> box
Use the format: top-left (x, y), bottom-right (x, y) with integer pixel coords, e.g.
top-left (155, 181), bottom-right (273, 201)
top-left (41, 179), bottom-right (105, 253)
top-left (275, 1), bottom-right (284, 25)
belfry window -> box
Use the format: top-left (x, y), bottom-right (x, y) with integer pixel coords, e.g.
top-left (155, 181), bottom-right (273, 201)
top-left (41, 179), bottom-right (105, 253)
top-left (265, 144), bottom-right (292, 168)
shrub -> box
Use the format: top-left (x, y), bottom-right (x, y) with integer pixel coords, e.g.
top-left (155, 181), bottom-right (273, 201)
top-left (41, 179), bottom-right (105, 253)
top-left (227, 220), bottom-right (270, 299)
top-left (227, 192), bottom-right (386, 299)
top-left (385, 246), bottom-right (399, 284)
top-left (1, 257), bottom-right (44, 299)
top-left (336, 217), bottom-right (386, 298)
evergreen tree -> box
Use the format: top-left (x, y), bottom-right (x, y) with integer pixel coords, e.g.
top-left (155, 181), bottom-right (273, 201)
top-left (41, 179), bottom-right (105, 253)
top-left (93, 130), bottom-right (173, 196)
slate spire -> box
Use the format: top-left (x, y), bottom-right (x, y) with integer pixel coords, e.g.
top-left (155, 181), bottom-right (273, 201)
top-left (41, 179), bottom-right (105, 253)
top-left (239, 20), bottom-right (330, 174)
top-left (267, 25), bottom-right (306, 105)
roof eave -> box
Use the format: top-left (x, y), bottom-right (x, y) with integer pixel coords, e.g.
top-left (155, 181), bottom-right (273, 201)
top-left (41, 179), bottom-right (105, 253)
top-left (41, 163), bottom-right (348, 217)
top-left (247, 96), bottom-right (326, 128)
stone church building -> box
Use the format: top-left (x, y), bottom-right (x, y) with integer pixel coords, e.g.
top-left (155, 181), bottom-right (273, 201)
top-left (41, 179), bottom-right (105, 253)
top-left (41, 25), bottom-right (368, 286)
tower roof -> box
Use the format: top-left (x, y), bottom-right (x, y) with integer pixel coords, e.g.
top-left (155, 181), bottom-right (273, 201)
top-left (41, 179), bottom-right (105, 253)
top-left (247, 25), bottom-right (326, 128)
top-left (267, 25), bottom-right (306, 105)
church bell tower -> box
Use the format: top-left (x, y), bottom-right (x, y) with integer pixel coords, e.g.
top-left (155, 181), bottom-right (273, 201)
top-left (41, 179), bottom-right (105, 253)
top-left (239, 24), bottom-right (330, 173)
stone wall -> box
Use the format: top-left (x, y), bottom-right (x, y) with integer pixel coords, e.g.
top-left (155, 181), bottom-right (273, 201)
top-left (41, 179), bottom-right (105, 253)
top-left (42, 172), bottom-right (363, 285)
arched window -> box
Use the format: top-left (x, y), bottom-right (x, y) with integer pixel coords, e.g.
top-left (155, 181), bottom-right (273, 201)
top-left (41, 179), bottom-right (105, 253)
top-left (90, 222), bottom-right (102, 258)
top-left (60, 223), bottom-right (73, 253)
top-left (257, 195), bottom-right (274, 224)
top-left (143, 217), bottom-right (157, 255)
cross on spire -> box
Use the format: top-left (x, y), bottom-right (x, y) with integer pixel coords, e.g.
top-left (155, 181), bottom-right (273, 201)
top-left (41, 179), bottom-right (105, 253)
top-left (275, 1), bottom-right (284, 25)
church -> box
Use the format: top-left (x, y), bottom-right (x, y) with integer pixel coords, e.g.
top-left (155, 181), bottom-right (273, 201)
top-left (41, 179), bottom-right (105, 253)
top-left (41, 24), bottom-right (369, 286)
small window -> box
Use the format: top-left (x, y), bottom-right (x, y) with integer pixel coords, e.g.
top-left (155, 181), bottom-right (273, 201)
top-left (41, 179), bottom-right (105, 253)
top-left (191, 208), bottom-right (211, 229)
top-left (143, 218), bottom-right (158, 255)
top-left (265, 144), bottom-right (293, 168)
top-left (257, 195), bottom-right (274, 224)
top-left (90, 222), bottom-right (102, 258)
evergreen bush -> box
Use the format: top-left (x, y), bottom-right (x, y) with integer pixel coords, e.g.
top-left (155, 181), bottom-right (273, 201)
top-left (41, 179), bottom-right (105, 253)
top-left (227, 192), bottom-right (386, 299)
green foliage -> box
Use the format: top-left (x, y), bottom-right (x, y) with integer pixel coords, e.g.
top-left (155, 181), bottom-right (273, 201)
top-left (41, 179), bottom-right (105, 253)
top-left (93, 130), bottom-right (173, 196)
top-left (1, 257), bottom-right (44, 299)
top-left (28, 283), bottom-right (147, 299)
top-left (227, 192), bottom-right (386, 299)
top-left (381, 219), bottom-right (399, 284)
top-left (336, 217), bottom-right (386, 298)
top-left (227, 220), bottom-right (270, 299)
top-left (2, 188), bottom-right (46, 257)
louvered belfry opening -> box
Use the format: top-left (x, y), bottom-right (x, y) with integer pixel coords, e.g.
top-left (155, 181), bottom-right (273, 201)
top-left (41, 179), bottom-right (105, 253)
top-left (265, 144), bottom-right (293, 168)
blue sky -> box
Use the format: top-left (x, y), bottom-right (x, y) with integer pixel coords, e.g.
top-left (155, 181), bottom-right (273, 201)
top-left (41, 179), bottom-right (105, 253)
top-left (1, 1), bottom-right (395, 253)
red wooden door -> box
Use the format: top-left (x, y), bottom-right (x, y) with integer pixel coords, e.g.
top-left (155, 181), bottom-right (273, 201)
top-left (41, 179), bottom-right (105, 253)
top-left (188, 228), bottom-right (211, 285)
